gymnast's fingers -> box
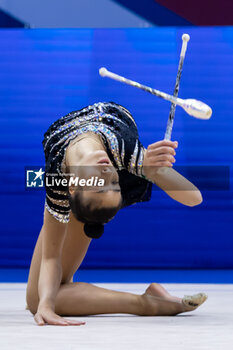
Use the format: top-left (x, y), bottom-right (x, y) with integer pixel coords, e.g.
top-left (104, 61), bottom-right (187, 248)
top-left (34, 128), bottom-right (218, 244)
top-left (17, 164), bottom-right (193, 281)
top-left (147, 140), bottom-right (178, 150)
top-left (154, 161), bottom-right (173, 167)
top-left (34, 310), bottom-right (70, 326)
top-left (64, 319), bottom-right (86, 326)
top-left (34, 313), bottom-right (45, 326)
top-left (153, 154), bottom-right (176, 163)
top-left (147, 146), bottom-right (176, 156)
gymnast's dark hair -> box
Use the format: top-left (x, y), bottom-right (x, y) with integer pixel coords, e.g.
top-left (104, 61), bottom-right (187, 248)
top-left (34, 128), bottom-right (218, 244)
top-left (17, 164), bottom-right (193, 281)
top-left (68, 191), bottom-right (122, 239)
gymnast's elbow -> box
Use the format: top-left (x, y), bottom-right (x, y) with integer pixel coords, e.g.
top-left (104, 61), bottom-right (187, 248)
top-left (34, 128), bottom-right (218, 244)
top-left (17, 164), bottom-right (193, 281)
top-left (166, 190), bottom-right (203, 207)
top-left (184, 190), bottom-right (203, 207)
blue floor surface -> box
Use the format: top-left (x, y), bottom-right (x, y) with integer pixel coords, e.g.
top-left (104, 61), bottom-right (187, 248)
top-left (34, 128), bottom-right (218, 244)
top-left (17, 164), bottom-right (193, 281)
top-left (0, 269), bottom-right (233, 283)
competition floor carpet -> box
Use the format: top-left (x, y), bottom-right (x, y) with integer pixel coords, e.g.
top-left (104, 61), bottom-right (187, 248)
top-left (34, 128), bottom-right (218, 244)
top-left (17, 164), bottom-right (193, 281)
top-left (0, 280), bottom-right (233, 349)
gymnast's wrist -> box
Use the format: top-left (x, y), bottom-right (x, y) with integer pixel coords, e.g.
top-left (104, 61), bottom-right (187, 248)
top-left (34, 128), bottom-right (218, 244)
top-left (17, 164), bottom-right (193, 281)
top-left (38, 298), bottom-right (55, 311)
top-left (141, 166), bottom-right (152, 182)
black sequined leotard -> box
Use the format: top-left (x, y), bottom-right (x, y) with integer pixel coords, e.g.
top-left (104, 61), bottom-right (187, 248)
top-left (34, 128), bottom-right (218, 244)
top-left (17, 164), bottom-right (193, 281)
top-left (42, 102), bottom-right (152, 223)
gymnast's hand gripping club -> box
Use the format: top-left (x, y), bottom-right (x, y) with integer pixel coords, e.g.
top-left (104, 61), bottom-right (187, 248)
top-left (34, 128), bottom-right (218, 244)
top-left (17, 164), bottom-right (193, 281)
top-left (99, 67), bottom-right (212, 120)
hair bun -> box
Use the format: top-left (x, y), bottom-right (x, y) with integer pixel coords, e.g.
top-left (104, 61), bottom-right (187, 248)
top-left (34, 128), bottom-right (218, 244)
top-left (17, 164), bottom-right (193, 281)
top-left (84, 223), bottom-right (104, 239)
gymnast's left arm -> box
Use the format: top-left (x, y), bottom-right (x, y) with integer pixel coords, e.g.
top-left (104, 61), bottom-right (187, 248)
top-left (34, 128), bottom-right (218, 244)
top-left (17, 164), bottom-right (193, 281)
top-left (142, 140), bottom-right (203, 207)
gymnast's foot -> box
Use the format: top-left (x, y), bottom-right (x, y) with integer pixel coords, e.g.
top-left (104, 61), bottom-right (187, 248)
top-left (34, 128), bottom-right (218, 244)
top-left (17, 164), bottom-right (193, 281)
top-left (140, 283), bottom-right (207, 316)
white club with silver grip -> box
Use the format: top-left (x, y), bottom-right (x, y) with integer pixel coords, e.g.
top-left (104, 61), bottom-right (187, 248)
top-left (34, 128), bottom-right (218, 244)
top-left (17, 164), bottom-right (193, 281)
top-left (99, 67), bottom-right (212, 120)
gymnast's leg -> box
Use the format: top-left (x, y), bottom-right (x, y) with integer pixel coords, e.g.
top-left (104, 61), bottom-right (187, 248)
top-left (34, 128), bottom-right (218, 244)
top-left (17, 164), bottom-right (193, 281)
top-left (54, 281), bottom-right (207, 316)
top-left (27, 211), bottom-right (206, 318)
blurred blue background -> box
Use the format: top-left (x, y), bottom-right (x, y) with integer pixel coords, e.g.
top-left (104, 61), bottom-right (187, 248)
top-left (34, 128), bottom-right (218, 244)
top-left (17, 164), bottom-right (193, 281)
top-left (0, 27), bottom-right (232, 279)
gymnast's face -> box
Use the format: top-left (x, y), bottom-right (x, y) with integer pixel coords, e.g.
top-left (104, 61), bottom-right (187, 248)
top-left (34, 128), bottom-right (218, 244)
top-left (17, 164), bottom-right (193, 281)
top-left (68, 150), bottom-right (122, 210)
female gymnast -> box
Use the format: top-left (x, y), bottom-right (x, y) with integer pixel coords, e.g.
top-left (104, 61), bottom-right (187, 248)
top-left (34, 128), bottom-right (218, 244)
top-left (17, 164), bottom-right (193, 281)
top-left (26, 101), bottom-right (207, 326)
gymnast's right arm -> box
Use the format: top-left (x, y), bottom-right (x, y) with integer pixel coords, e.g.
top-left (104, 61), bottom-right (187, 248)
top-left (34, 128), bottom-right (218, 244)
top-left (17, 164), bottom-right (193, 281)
top-left (34, 208), bottom-right (68, 326)
top-left (142, 140), bottom-right (203, 207)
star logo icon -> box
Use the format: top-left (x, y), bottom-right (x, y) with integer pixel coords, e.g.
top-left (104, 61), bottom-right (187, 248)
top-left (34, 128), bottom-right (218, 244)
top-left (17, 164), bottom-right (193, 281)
top-left (33, 168), bottom-right (45, 181)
